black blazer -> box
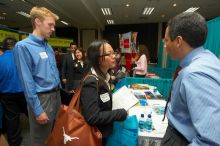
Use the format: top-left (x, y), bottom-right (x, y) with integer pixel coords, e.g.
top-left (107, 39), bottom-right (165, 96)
top-left (72, 60), bottom-right (87, 80)
top-left (80, 73), bottom-right (127, 138)
top-left (61, 53), bottom-right (75, 90)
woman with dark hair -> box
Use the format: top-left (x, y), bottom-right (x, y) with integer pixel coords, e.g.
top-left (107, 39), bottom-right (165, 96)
top-left (72, 47), bottom-right (87, 91)
top-left (80, 40), bottom-right (127, 145)
top-left (132, 44), bottom-right (149, 77)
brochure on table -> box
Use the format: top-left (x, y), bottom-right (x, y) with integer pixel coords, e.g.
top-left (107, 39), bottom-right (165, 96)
top-left (112, 86), bottom-right (139, 111)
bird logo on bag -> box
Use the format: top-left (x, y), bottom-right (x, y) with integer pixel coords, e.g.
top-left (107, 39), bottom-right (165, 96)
top-left (62, 127), bottom-right (79, 144)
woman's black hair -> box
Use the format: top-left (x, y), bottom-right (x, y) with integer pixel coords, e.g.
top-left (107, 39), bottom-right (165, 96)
top-left (86, 40), bottom-right (109, 79)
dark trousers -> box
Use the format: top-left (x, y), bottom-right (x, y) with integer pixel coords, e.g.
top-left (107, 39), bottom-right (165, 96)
top-left (161, 124), bottom-right (189, 146)
top-left (0, 92), bottom-right (28, 146)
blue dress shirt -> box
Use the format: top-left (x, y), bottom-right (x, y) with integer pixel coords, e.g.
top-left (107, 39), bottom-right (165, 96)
top-left (0, 50), bottom-right (23, 93)
top-left (13, 34), bottom-right (60, 116)
top-left (167, 47), bottom-right (220, 146)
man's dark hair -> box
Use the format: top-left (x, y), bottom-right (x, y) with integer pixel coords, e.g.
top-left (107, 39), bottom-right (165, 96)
top-left (86, 40), bottom-right (109, 79)
top-left (168, 12), bottom-right (207, 48)
top-left (70, 42), bottom-right (77, 46)
top-left (2, 37), bottom-right (17, 51)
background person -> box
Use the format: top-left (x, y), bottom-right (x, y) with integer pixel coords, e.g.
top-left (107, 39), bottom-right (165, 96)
top-left (132, 44), bottom-right (149, 77)
top-left (62, 42), bottom-right (77, 91)
top-left (0, 37), bottom-right (28, 146)
top-left (72, 47), bottom-right (88, 91)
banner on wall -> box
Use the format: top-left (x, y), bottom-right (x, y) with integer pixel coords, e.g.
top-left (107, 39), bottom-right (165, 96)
top-left (47, 38), bottom-right (73, 47)
top-left (119, 31), bottom-right (138, 53)
top-left (21, 34), bottom-right (28, 40)
top-left (0, 30), bottom-right (19, 42)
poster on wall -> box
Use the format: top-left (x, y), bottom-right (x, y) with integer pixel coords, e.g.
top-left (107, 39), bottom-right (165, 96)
top-left (119, 31), bottom-right (138, 53)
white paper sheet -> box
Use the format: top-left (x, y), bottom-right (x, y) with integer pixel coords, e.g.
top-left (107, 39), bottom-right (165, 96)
top-left (112, 86), bottom-right (139, 111)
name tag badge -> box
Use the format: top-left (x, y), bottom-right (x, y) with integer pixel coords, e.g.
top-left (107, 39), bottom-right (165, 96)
top-left (39, 52), bottom-right (48, 59)
top-left (100, 93), bottom-right (110, 103)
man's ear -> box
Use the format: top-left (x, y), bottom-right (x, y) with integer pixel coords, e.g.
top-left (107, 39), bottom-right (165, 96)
top-left (35, 18), bottom-right (41, 26)
top-left (176, 36), bottom-right (183, 48)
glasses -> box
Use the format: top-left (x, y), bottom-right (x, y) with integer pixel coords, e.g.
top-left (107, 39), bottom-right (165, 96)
top-left (100, 52), bottom-right (117, 57)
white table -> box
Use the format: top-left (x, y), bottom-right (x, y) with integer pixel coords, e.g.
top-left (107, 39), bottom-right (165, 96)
top-left (128, 99), bottom-right (168, 146)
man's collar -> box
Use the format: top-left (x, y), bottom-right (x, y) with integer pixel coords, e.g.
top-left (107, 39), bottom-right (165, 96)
top-left (180, 46), bottom-right (204, 68)
top-left (29, 34), bottom-right (46, 45)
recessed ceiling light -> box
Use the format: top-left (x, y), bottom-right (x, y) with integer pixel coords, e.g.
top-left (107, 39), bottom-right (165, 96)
top-left (142, 7), bottom-right (154, 15)
top-left (101, 8), bottom-right (112, 15)
top-left (2, 13), bottom-right (7, 15)
top-left (0, 16), bottom-right (5, 20)
top-left (107, 19), bottom-right (114, 24)
top-left (16, 11), bottom-right (30, 18)
top-left (184, 7), bottom-right (199, 12)
top-left (60, 20), bottom-right (69, 26)
top-left (126, 4), bottom-right (130, 7)
top-left (173, 3), bottom-right (177, 7)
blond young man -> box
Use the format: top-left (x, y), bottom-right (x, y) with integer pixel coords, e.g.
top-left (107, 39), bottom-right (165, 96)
top-left (13, 7), bottom-right (61, 146)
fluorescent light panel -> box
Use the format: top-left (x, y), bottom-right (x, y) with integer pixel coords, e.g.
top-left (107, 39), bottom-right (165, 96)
top-left (16, 11), bottom-right (30, 18)
top-left (106, 19), bottom-right (114, 24)
top-left (142, 7), bottom-right (154, 15)
top-left (101, 8), bottom-right (112, 15)
top-left (184, 7), bottom-right (199, 12)
top-left (0, 16), bottom-right (5, 20)
top-left (60, 20), bottom-right (69, 26)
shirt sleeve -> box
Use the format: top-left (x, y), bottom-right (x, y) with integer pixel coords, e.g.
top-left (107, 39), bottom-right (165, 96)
top-left (181, 72), bottom-right (220, 146)
top-left (80, 78), bottom-right (127, 126)
top-left (13, 44), bottom-right (44, 116)
top-left (134, 55), bottom-right (147, 72)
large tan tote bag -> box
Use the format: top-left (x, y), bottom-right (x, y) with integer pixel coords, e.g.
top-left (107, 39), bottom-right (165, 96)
top-left (46, 75), bottom-right (102, 146)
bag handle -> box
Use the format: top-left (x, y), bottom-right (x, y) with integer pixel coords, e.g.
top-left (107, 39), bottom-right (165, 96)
top-left (67, 74), bottom-right (98, 112)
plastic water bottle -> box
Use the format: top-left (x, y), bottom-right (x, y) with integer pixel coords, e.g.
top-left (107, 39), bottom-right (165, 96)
top-left (139, 114), bottom-right (145, 132)
top-left (145, 114), bottom-right (152, 132)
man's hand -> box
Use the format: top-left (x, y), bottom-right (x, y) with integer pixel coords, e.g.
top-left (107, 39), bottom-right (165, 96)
top-left (36, 112), bottom-right (49, 125)
top-left (111, 75), bottom-right (116, 81)
top-left (62, 79), bottom-right (67, 84)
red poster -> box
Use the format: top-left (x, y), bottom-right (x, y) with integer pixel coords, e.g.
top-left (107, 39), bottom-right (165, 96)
top-left (124, 38), bottom-right (130, 48)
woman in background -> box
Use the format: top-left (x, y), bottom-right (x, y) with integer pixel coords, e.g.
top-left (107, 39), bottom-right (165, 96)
top-left (112, 49), bottom-right (126, 85)
top-left (132, 44), bottom-right (150, 77)
top-left (80, 40), bottom-right (127, 145)
top-left (72, 48), bottom-right (87, 91)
